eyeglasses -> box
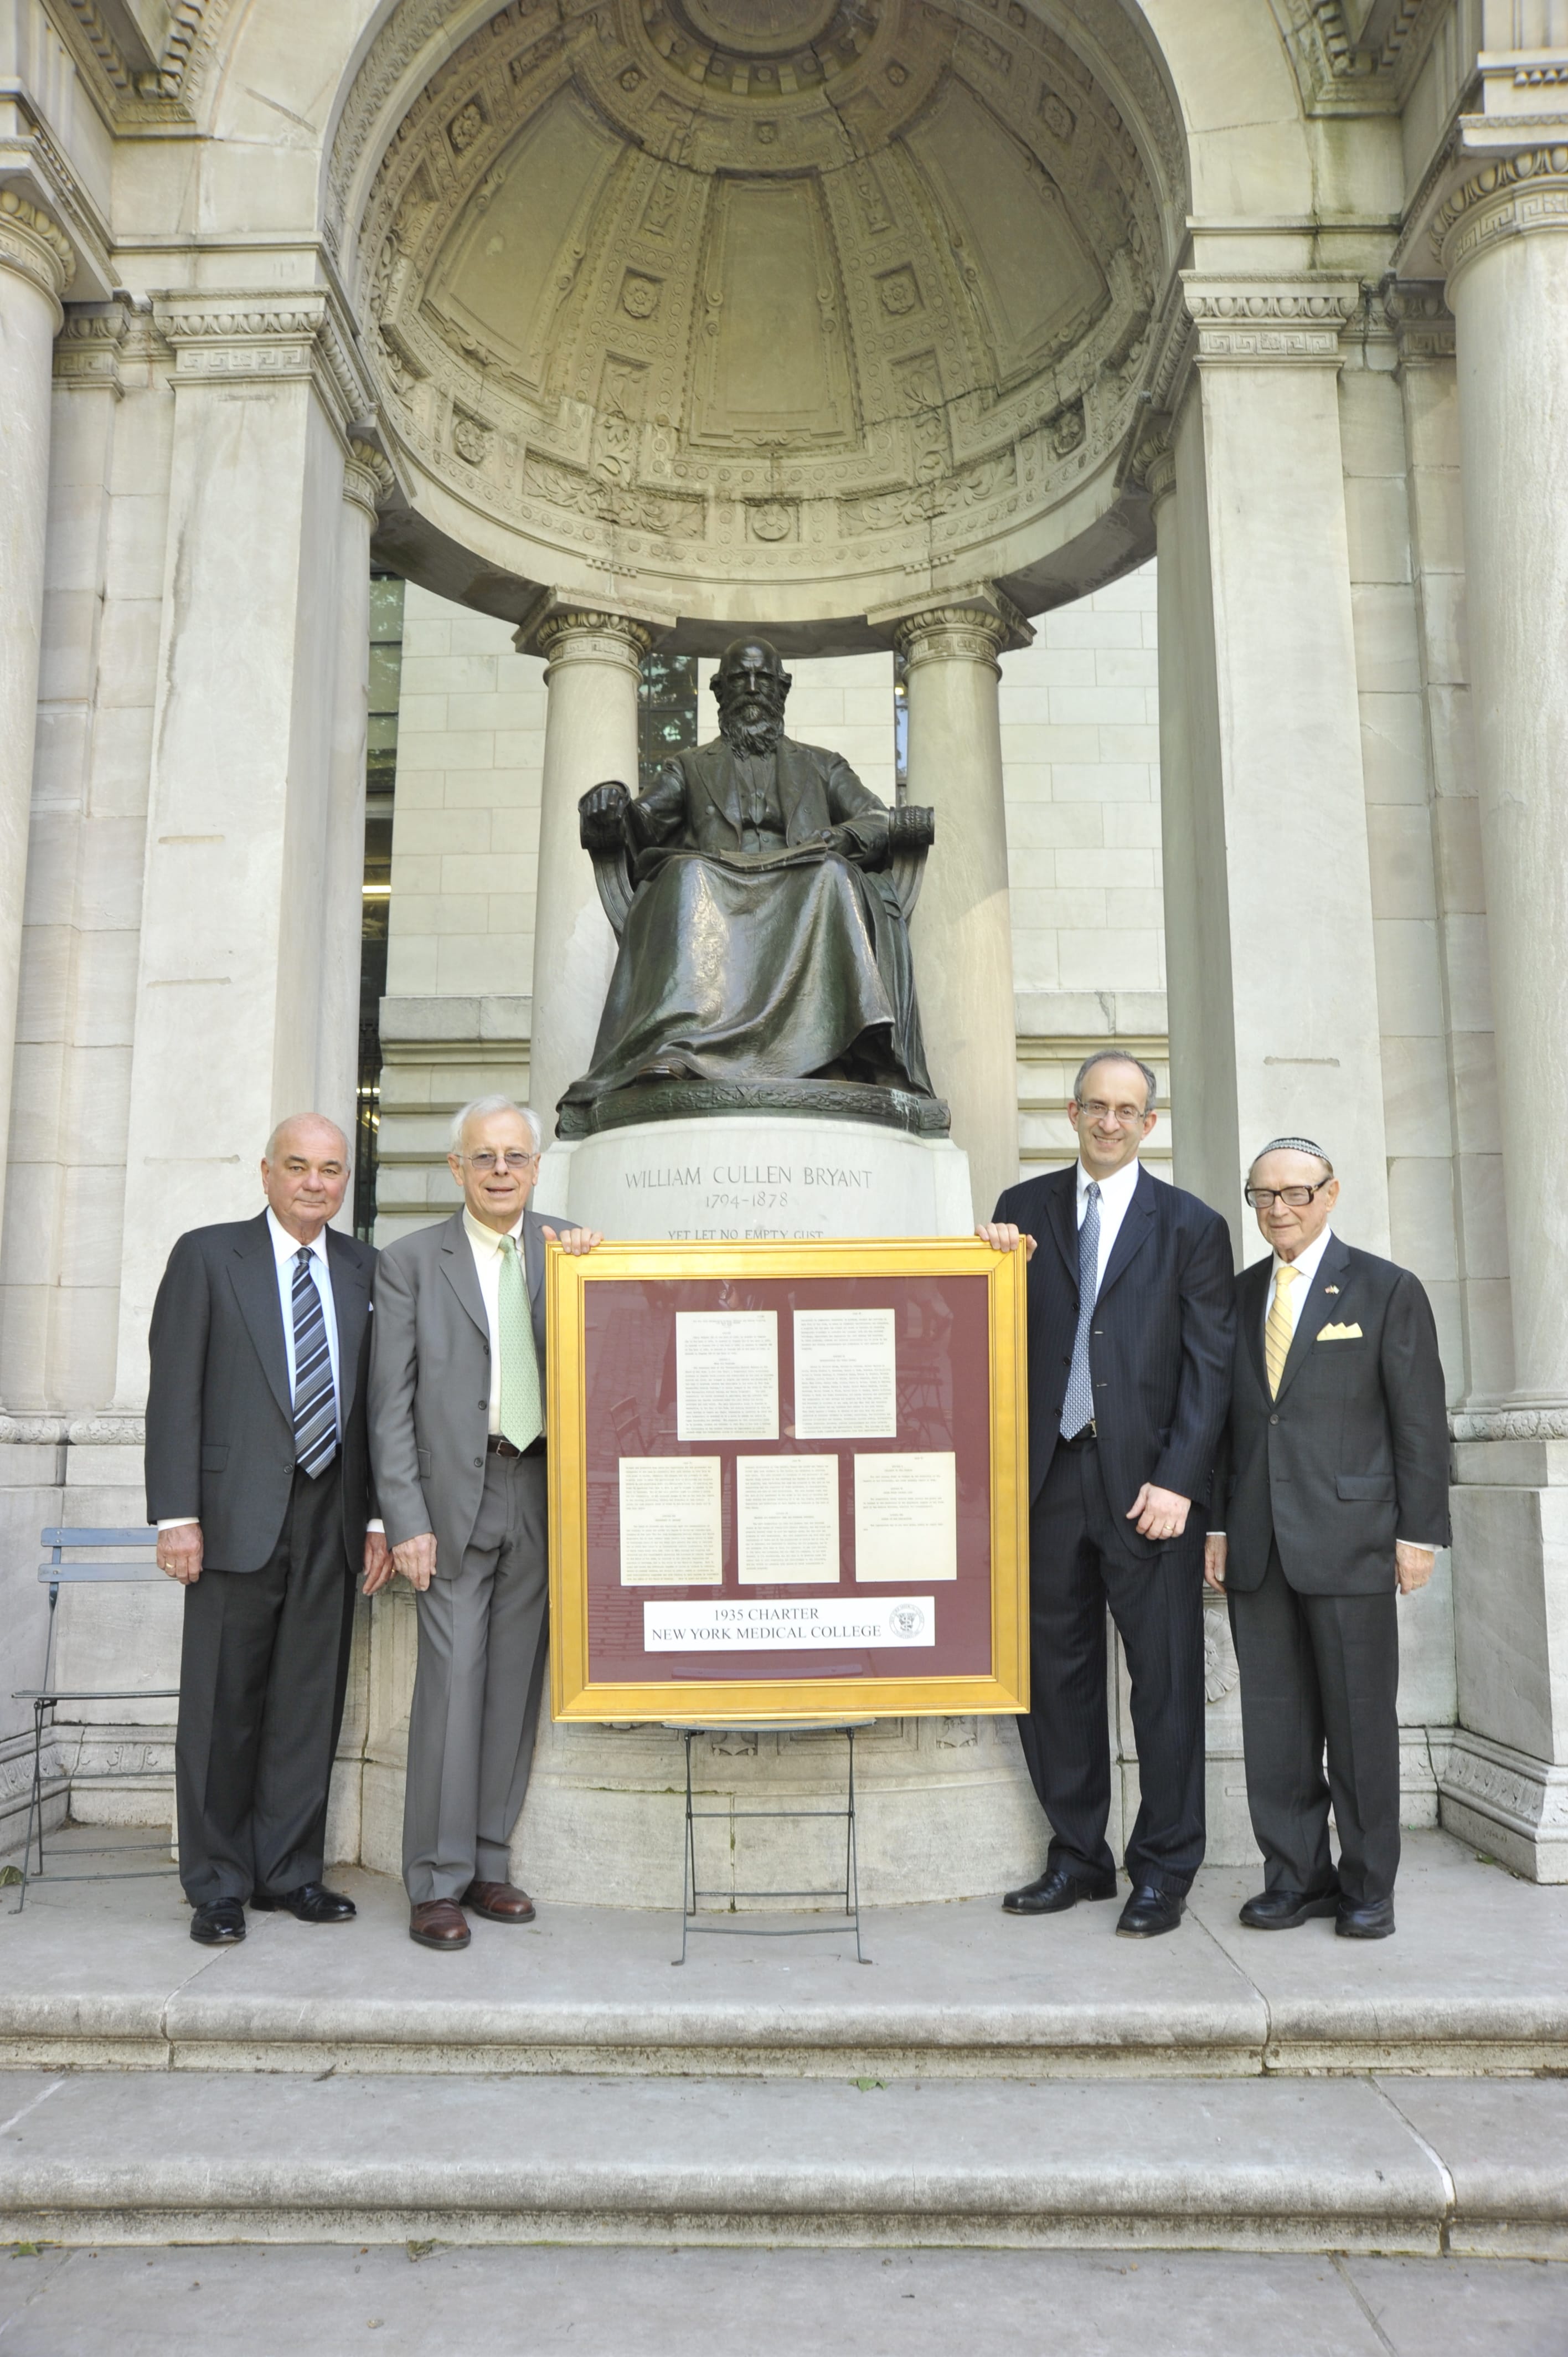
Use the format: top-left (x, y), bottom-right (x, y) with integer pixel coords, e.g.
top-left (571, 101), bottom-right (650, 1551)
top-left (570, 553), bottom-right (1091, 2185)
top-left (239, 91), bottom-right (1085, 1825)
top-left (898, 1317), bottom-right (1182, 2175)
top-left (462, 1150), bottom-right (539, 1174)
top-left (1077, 1099), bottom-right (1149, 1126)
top-left (1245, 1181), bottom-right (1333, 1210)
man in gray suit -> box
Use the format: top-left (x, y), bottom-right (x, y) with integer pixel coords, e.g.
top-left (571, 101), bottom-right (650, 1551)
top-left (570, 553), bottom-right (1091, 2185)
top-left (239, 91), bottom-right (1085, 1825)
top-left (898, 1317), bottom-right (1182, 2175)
top-left (367, 1095), bottom-right (602, 1949)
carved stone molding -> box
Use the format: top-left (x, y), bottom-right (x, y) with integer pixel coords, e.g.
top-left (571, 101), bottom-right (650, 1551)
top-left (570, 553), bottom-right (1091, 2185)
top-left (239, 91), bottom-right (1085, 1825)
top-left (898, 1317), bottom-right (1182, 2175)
top-left (895, 591), bottom-right (1031, 674)
top-left (53, 299), bottom-right (133, 392)
top-left (1433, 148), bottom-right (1568, 284)
top-left (0, 187), bottom-right (75, 315)
top-left (1184, 275), bottom-right (1363, 369)
top-left (530, 608), bottom-right (654, 676)
top-left (0, 1411), bottom-right (145, 1444)
top-left (1450, 1404), bottom-right (1568, 1443)
top-left (1130, 427), bottom-right (1175, 508)
top-left (1381, 278), bottom-right (1456, 360)
top-left (1439, 1727), bottom-right (1568, 1857)
top-left (343, 436), bottom-right (398, 520)
top-left (153, 295), bottom-right (379, 435)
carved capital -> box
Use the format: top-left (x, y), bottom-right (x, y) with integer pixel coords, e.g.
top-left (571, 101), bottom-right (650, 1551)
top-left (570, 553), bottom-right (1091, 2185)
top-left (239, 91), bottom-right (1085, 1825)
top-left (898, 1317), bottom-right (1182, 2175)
top-left (1381, 279), bottom-right (1456, 361)
top-left (1183, 275), bottom-right (1362, 369)
top-left (894, 590), bottom-right (1031, 674)
top-left (1130, 428), bottom-right (1176, 509)
top-left (153, 294), bottom-right (379, 433)
top-left (1433, 148), bottom-right (1568, 285)
top-left (343, 435), bottom-right (396, 521)
top-left (0, 188), bottom-right (75, 319)
top-left (530, 608), bottom-right (654, 676)
top-left (53, 299), bottom-right (133, 392)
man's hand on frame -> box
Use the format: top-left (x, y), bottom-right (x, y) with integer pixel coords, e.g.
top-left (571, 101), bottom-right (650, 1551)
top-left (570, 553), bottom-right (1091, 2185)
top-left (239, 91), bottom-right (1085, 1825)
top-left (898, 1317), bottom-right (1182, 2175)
top-left (1128, 1483), bottom-right (1191, 1543)
top-left (393, 1532), bottom-right (438, 1592)
top-left (974, 1222), bottom-right (1038, 1262)
top-left (156, 1523), bottom-right (204, 1586)
top-left (1395, 1541), bottom-right (1435, 1596)
top-left (542, 1226), bottom-right (604, 1256)
top-left (362, 1529), bottom-right (394, 1596)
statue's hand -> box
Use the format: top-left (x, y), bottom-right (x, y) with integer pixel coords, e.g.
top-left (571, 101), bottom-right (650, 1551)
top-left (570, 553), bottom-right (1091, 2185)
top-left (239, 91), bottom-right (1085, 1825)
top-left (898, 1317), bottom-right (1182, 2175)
top-left (580, 779), bottom-right (632, 851)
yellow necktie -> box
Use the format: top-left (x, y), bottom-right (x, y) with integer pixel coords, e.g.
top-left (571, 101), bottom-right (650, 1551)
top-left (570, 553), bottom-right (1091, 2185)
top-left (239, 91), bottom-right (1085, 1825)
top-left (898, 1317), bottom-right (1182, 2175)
top-left (1265, 1263), bottom-right (1298, 1398)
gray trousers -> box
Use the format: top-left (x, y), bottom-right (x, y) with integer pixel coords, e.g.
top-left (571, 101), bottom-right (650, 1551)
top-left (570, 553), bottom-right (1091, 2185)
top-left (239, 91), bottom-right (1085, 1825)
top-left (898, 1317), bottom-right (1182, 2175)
top-left (403, 1450), bottom-right (549, 1904)
top-left (1228, 1540), bottom-right (1401, 1907)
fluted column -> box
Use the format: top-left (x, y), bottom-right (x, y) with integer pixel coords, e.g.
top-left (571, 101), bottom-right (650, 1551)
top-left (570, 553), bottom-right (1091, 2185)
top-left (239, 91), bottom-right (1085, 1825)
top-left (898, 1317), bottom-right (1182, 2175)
top-left (0, 191), bottom-right (73, 1253)
top-left (895, 601), bottom-right (1022, 1222)
top-left (1439, 153), bottom-right (1568, 1409)
top-left (528, 609), bottom-right (649, 1134)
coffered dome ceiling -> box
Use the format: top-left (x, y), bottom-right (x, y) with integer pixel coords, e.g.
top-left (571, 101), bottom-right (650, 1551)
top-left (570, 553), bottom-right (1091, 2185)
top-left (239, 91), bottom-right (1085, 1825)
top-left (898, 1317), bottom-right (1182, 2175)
top-left (353, 0), bottom-right (1185, 635)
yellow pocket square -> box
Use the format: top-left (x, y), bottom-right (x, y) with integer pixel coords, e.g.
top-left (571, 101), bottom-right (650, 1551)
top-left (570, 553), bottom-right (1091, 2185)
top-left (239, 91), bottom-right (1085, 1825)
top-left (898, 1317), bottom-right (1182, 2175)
top-left (1317, 1322), bottom-right (1363, 1341)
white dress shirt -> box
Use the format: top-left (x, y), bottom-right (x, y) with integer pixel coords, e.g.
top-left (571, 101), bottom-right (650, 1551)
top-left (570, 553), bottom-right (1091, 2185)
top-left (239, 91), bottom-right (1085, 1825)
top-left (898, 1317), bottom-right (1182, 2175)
top-left (463, 1207), bottom-right (543, 1437)
top-left (1264, 1223), bottom-right (1334, 1345)
top-left (1075, 1154), bottom-right (1142, 1298)
top-left (158, 1210), bottom-right (342, 1532)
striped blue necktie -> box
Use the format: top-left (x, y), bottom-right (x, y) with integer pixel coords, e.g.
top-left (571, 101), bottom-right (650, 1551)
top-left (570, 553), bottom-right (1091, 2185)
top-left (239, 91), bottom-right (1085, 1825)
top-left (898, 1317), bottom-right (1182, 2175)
top-left (291, 1246), bottom-right (338, 1478)
top-left (1060, 1180), bottom-right (1101, 1440)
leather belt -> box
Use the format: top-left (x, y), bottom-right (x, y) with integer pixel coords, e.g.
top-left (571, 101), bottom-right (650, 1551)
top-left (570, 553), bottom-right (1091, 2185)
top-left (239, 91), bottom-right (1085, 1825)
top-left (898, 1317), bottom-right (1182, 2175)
top-left (1058, 1423), bottom-right (1097, 1449)
top-left (488, 1434), bottom-right (546, 1459)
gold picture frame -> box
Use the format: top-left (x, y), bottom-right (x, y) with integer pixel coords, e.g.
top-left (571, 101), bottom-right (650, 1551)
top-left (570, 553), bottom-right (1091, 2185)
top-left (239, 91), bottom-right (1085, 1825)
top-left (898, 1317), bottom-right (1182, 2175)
top-left (546, 1237), bottom-right (1029, 1723)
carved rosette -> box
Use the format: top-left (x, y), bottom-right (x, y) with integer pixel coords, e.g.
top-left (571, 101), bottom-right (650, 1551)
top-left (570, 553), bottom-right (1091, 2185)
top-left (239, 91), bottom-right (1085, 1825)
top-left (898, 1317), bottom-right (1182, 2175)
top-left (1183, 276), bottom-right (1362, 368)
top-left (532, 609), bottom-right (653, 681)
top-left (894, 595), bottom-right (1028, 678)
top-left (343, 436), bottom-right (397, 522)
top-left (1434, 148), bottom-right (1568, 287)
top-left (0, 189), bottom-right (75, 322)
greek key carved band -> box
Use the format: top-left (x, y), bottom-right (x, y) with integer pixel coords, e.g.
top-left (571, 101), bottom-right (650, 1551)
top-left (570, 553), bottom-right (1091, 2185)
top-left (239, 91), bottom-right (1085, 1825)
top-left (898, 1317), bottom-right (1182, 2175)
top-left (0, 188), bottom-right (75, 312)
top-left (1435, 150), bottom-right (1568, 285)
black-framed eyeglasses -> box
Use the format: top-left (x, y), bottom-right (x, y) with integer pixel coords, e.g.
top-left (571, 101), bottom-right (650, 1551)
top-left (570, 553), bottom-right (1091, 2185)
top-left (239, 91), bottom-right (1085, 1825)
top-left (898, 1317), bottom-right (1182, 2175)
top-left (1245, 1181), bottom-right (1333, 1210)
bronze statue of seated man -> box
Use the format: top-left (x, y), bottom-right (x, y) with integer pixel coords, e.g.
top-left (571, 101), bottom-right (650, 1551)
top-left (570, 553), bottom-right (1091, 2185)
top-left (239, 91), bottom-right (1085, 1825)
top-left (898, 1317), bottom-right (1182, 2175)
top-left (558, 636), bottom-right (946, 1138)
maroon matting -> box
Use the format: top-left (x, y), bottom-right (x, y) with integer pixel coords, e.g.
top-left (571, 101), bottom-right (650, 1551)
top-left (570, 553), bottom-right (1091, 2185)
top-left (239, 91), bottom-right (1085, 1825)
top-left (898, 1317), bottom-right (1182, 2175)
top-left (581, 1272), bottom-right (993, 1684)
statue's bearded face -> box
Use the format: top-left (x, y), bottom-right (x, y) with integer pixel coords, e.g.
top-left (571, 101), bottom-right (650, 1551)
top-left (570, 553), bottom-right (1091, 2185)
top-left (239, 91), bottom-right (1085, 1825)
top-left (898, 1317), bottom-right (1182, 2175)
top-left (715, 646), bottom-right (790, 755)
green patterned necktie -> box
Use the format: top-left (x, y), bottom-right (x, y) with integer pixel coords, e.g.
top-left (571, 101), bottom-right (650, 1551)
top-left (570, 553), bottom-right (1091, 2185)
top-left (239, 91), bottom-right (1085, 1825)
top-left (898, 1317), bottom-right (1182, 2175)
top-left (498, 1233), bottom-right (543, 1452)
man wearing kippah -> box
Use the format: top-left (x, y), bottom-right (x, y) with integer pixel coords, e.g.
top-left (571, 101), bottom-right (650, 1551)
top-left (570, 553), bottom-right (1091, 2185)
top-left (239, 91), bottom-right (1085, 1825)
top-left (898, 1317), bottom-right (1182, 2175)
top-left (1205, 1139), bottom-right (1450, 1939)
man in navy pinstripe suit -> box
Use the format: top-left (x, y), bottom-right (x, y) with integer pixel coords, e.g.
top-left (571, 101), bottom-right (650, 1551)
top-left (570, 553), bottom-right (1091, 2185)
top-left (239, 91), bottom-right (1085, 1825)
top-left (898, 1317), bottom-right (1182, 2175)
top-left (978, 1053), bottom-right (1235, 1937)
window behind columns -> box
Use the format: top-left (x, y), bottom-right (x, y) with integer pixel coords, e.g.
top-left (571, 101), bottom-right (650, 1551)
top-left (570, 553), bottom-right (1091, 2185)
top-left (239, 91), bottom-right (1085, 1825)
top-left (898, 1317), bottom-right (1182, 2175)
top-left (638, 649), bottom-right (698, 790)
top-left (357, 572), bottom-right (404, 1239)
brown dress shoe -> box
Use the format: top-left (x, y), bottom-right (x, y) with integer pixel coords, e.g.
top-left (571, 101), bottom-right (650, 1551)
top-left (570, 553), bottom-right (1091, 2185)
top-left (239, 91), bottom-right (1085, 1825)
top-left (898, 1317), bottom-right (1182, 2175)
top-left (462, 1878), bottom-right (535, 1923)
top-left (409, 1898), bottom-right (471, 1951)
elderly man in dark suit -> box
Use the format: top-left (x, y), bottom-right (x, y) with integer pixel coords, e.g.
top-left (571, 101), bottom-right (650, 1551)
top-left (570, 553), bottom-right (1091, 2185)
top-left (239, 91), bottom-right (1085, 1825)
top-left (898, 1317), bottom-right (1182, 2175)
top-left (1205, 1138), bottom-right (1450, 1939)
top-left (146, 1114), bottom-right (385, 1946)
top-left (368, 1095), bottom-right (601, 1951)
top-left (978, 1053), bottom-right (1235, 1938)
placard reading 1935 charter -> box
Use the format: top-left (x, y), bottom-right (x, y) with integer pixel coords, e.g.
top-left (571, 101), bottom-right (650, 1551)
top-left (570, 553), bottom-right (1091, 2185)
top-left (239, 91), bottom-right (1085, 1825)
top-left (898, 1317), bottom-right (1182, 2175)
top-left (546, 1239), bottom-right (1029, 1724)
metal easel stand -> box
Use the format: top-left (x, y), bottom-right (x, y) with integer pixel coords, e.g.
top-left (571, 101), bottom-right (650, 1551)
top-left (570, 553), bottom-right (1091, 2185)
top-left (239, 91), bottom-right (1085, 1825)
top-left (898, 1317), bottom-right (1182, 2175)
top-left (664, 1720), bottom-right (873, 1966)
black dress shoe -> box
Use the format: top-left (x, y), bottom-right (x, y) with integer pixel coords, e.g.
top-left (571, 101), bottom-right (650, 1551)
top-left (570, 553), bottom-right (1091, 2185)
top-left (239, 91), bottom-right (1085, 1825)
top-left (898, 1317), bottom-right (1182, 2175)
top-left (190, 1899), bottom-right (245, 1946)
top-left (1116, 1883), bottom-right (1185, 1939)
top-left (250, 1882), bottom-right (357, 1924)
top-left (1239, 1886), bottom-right (1340, 1931)
top-left (1002, 1865), bottom-right (1118, 1916)
top-left (1335, 1895), bottom-right (1395, 1939)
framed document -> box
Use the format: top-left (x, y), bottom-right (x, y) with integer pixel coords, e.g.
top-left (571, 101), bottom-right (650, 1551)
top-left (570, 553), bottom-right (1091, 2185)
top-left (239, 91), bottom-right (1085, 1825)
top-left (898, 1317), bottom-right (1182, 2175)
top-left (546, 1238), bottom-right (1029, 1723)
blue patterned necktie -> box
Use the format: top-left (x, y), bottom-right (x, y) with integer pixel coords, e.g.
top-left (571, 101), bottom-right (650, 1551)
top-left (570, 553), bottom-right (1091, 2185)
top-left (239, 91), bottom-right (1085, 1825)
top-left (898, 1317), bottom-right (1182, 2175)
top-left (291, 1246), bottom-right (338, 1478)
top-left (1060, 1180), bottom-right (1101, 1439)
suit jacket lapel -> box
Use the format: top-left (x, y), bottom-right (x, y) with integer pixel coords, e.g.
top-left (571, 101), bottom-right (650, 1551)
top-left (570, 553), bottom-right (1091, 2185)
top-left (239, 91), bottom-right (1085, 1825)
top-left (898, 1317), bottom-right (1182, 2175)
top-left (326, 1232), bottom-right (369, 1419)
top-left (1095, 1165), bottom-right (1158, 1304)
top-left (228, 1213), bottom-right (292, 1426)
top-left (523, 1208), bottom-right (549, 1362)
top-left (438, 1211), bottom-right (489, 1341)
top-left (1043, 1167), bottom-right (1080, 1286)
top-left (1272, 1233), bottom-right (1353, 1404)
top-left (692, 740), bottom-right (741, 843)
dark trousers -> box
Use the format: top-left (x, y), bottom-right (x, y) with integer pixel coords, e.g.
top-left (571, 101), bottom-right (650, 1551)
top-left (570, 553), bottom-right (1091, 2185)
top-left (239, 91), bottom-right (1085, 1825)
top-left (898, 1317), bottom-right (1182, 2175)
top-left (1019, 1438), bottom-right (1206, 1894)
top-left (1228, 1540), bottom-right (1400, 1906)
top-left (174, 1461), bottom-right (355, 1906)
top-left (403, 1450), bottom-right (550, 1905)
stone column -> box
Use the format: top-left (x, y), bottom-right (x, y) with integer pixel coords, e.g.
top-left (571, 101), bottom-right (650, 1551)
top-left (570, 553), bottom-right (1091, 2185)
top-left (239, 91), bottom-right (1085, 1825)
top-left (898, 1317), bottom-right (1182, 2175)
top-left (895, 601), bottom-right (1023, 1224)
top-left (1435, 153), bottom-right (1568, 1878)
top-left (1158, 279), bottom-right (1390, 1256)
top-left (320, 440), bottom-right (391, 1169)
top-left (0, 191), bottom-right (73, 1257)
top-left (527, 610), bottom-right (649, 1136)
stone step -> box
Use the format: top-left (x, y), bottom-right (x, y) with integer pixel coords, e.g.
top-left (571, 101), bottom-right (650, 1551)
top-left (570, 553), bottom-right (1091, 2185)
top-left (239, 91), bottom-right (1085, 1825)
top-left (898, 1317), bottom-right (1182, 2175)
top-left (4, 1832), bottom-right (1565, 2079)
top-left (1, 2068), bottom-right (1565, 2257)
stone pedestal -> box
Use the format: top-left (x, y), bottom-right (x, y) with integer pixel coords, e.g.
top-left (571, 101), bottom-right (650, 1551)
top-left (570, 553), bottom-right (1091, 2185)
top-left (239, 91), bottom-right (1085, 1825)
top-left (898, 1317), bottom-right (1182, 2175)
top-left (538, 1115), bottom-right (973, 1243)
